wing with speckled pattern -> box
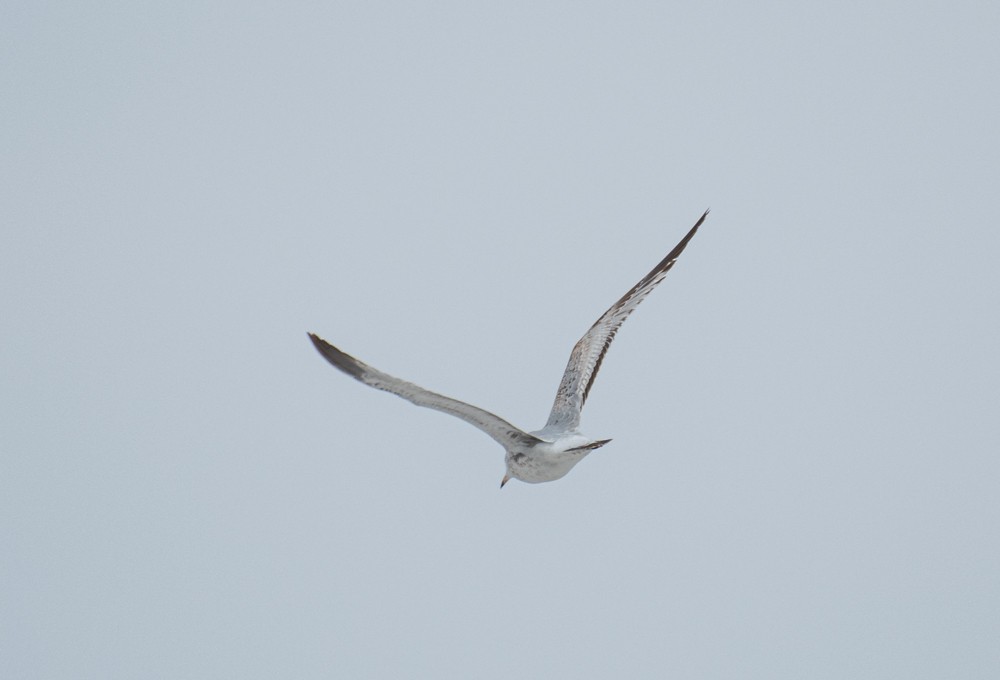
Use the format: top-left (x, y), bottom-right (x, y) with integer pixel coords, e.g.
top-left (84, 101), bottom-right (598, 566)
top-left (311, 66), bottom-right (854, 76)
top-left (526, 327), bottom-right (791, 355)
top-left (544, 210), bottom-right (708, 432)
top-left (309, 333), bottom-right (543, 450)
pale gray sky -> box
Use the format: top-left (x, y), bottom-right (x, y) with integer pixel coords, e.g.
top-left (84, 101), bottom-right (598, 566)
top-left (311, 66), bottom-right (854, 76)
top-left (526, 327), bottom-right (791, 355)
top-left (3, 2), bottom-right (999, 678)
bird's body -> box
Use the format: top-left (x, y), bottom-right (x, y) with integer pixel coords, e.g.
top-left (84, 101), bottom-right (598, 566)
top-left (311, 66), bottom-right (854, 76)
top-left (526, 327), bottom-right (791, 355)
top-left (309, 210), bottom-right (708, 486)
top-left (503, 433), bottom-right (612, 484)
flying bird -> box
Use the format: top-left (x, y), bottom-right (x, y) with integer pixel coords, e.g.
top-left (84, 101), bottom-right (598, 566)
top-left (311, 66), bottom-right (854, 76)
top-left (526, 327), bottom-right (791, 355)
top-left (309, 210), bottom-right (708, 487)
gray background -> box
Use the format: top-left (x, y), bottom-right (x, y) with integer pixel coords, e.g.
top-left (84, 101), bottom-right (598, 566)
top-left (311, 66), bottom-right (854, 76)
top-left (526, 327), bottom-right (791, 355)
top-left (3, 2), bottom-right (999, 678)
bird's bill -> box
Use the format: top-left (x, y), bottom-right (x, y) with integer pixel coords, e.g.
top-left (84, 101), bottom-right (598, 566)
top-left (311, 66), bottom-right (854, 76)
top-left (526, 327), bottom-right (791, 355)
top-left (500, 474), bottom-right (511, 489)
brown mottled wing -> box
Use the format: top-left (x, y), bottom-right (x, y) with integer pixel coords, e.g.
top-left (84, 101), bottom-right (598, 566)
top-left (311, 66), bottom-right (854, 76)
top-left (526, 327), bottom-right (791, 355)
top-left (308, 333), bottom-right (543, 449)
top-left (544, 210), bottom-right (709, 432)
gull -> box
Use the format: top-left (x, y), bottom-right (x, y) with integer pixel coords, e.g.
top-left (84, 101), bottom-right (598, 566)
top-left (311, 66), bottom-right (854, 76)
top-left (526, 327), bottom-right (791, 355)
top-left (309, 210), bottom-right (708, 487)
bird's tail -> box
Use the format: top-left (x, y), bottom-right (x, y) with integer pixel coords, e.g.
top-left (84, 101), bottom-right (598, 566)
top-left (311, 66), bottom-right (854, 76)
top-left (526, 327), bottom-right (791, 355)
top-left (566, 439), bottom-right (612, 453)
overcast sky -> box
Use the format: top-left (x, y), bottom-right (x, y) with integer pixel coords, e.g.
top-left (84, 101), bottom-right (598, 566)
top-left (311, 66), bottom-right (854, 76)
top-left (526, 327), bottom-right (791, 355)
top-left (3, 2), bottom-right (999, 678)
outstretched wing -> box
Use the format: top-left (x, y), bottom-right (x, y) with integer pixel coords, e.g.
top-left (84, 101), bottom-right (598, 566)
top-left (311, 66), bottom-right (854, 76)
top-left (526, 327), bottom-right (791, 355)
top-left (308, 333), bottom-right (543, 449)
top-left (544, 210), bottom-right (709, 432)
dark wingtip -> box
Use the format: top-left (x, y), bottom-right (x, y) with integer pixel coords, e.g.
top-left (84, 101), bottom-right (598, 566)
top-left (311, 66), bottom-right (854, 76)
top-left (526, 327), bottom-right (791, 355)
top-left (673, 209), bottom-right (710, 251)
top-left (657, 209), bottom-right (709, 267)
top-left (307, 332), bottom-right (365, 380)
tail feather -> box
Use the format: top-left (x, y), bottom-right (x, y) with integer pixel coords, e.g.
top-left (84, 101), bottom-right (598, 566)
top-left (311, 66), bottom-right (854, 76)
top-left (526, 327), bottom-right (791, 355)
top-left (566, 439), bottom-right (612, 453)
